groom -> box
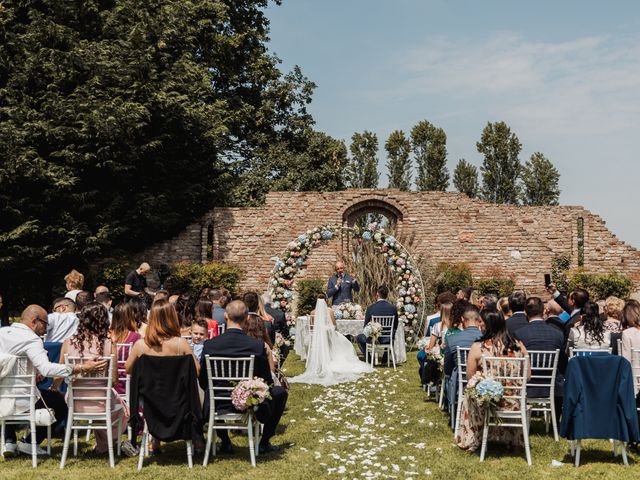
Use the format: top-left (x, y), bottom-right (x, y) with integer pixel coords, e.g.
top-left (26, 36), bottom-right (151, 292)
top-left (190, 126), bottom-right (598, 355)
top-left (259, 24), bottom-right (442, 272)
top-left (357, 285), bottom-right (398, 358)
top-left (326, 261), bottom-right (360, 305)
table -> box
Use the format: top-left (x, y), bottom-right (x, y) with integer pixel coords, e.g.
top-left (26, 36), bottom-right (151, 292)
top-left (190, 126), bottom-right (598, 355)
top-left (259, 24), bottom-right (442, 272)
top-left (293, 316), bottom-right (406, 364)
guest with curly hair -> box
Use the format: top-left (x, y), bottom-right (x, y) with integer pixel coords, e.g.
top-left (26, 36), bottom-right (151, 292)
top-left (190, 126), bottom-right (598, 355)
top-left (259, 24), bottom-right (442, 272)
top-left (566, 300), bottom-right (611, 353)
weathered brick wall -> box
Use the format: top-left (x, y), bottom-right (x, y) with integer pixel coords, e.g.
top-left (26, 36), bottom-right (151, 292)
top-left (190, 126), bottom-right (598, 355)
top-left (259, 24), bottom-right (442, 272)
top-left (138, 189), bottom-right (640, 295)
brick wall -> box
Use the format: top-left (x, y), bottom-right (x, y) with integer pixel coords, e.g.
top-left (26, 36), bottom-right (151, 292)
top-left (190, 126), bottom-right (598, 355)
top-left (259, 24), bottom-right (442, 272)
top-left (137, 189), bottom-right (640, 295)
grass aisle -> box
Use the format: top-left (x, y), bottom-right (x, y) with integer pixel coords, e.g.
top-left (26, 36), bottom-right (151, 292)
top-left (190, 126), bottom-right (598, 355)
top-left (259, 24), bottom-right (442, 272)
top-left (1, 353), bottom-right (636, 479)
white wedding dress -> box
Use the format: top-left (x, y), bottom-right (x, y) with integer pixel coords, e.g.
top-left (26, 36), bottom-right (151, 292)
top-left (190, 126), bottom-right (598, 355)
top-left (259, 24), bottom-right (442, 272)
top-left (289, 299), bottom-right (374, 386)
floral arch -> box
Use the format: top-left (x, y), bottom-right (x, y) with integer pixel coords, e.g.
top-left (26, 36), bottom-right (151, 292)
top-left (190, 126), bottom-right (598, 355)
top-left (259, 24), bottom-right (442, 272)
top-left (269, 223), bottom-right (426, 345)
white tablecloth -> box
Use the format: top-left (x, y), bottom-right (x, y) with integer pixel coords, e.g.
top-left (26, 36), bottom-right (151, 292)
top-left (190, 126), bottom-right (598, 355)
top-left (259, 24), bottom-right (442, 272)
top-left (294, 316), bottom-right (406, 363)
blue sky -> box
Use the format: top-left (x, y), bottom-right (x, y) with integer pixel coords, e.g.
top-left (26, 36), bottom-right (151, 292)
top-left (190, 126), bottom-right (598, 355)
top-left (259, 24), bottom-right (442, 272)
top-left (265, 0), bottom-right (640, 249)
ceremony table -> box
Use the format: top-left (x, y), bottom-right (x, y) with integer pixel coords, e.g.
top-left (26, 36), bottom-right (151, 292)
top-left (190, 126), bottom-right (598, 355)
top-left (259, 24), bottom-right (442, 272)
top-left (294, 316), bottom-right (407, 363)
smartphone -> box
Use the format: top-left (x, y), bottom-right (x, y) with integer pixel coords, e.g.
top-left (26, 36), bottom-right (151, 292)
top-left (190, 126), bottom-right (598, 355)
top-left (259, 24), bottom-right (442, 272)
top-left (544, 274), bottom-right (551, 287)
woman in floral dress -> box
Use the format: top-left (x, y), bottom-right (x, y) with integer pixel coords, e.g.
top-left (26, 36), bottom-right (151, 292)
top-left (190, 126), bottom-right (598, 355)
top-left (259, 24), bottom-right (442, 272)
top-left (456, 310), bottom-right (530, 451)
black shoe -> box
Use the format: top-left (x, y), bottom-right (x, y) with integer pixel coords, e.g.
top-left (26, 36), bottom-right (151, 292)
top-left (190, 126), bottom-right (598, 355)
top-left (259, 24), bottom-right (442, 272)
top-left (217, 442), bottom-right (234, 454)
top-left (258, 442), bottom-right (280, 454)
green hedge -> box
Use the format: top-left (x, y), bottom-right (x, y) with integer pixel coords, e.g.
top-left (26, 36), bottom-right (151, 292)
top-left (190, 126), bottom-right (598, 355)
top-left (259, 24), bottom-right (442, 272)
top-left (476, 277), bottom-right (515, 298)
top-left (432, 262), bottom-right (473, 295)
top-left (167, 261), bottom-right (241, 297)
top-left (296, 278), bottom-right (325, 316)
top-left (568, 269), bottom-right (633, 300)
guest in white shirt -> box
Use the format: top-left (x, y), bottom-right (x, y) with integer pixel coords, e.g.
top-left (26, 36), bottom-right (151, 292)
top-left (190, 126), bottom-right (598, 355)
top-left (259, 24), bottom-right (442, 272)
top-left (46, 298), bottom-right (79, 343)
top-left (621, 300), bottom-right (640, 365)
top-left (0, 305), bottom-right (107, 456)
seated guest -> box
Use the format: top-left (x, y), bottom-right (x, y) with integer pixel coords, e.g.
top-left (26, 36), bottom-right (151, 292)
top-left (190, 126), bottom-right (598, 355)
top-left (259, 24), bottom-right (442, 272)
top-left (199, 300), bottom-right (288, 454)
top-left (424, 292), bottom-right (456, 338)
top-left (152, 290), bottom-right (170, 304)
top-left (210, 289), bottom-right (227, 326)
top-left (243, 314), bottom-right (277, 374)
top-left (243, 291), bottom-right (274, 344)
top-left (456, 311), bottom-right (529, 451)
top-left (547, 284), bottom-right (589, 336)
top-left (94, 285), bottom-right (109, 299)
top-left (75, 290), bottom-right (92, 310)
top-left (426, 300), bottom-right (454, 353)
top-left (497, 297), bottom-right (511, 320)
top-left (263, 293), bottom-right (289, 338)
top-left (566, 301), bottom-right (611, 354)
top-left (109, 302), bottom-right (142, 395)
top-left (129, 297), bottom-right (148, 336)
top-left (46, 297), bottom-right (79, 343)
top-left (356, 286), bottom-right (399, 358)
top-left (189, 318), bottom-right (208, 362)
top-left (603, 296), bottom-right (625, 333)
top-left (126, 300), bottom-right (199, 453)
top-left (505, 290), bottom-right (527, 335)
top-left (480, 294), bottom-right (498, 312)
top-left (195, 298), bottom-right (219, 338)
top-left (456, 288), bottom-right (472, 301)
top-left (95, 291), bottom-right (113, 322)
top-left (444, 305), bottom-right (483, 377)
top-left (175, 293), bottom-right (194, 336)
top-left (64, 269), bottom-right (85, 302)
top-left (544, 299), bottom-right (566, 333)
top-left (621, 300), bottom-right (640, 364)
top-left (52, 303), bottom-right (133, 455)
top-left (0, 305), bottom-right (106, 456)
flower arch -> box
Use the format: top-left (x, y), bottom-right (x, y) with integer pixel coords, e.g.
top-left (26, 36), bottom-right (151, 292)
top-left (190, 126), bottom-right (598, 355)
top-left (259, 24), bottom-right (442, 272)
top-left (269, 223), bottom-right (426, 345)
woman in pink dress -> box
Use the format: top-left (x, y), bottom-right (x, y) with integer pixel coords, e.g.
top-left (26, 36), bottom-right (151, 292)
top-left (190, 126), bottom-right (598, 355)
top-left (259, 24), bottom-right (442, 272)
top-left (110, 303), bottom-right (142, 396)
top-left (53, 302), bottom-right (133, 455)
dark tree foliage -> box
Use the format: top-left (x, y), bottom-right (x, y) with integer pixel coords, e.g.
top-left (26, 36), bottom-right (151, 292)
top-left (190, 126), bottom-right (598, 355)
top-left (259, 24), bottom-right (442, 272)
top-left (453, 159), bottom-right (479, 198)
top-left (477, 121), bottom-right (522, 204)
top-left (385, 130), bottom-right (412, 191)
top-left (0, 0), bottom-right (332, 306)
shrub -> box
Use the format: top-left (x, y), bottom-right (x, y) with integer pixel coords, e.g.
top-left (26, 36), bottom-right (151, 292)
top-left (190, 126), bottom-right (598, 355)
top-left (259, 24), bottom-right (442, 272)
top-left (432, 262), bottom-right (473, 295)
top-left (296, 278), bottom-right (326, 316)
top-left (568, 269), bottom-right (633, 301)
top-left (87, 258), bottom-right (135, 303)
top-left (167, 261), bottom-right (241, 297)
top-left (476, 268), bottom-right (515, 298)
top-left (551, 254), bottom-right (571, 292)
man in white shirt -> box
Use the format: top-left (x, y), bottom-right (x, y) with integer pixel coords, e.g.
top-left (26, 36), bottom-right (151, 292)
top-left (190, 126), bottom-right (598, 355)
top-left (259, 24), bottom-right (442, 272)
top-left (0, 304), bottom-right (106, 456)
top-left (45, 298), bottom-right (79, 343)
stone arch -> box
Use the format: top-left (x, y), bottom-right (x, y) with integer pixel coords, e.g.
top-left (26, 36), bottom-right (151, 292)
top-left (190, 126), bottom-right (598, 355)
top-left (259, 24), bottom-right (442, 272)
top-left (342, 198), bottom-right (405, 228)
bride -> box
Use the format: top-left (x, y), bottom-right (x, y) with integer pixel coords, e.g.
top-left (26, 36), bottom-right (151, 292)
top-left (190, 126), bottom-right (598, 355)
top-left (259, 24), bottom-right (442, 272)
top-left (290, 295), bottom-right (374, 386)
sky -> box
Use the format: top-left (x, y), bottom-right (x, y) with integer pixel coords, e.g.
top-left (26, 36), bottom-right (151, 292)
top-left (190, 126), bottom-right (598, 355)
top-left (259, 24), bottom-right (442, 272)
top-left (265, 0), bottom-right (640, 249)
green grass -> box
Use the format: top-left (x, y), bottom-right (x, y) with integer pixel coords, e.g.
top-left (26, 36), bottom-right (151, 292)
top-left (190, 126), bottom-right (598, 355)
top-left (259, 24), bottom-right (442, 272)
top-left (1, 353), bottom-right (637, 479)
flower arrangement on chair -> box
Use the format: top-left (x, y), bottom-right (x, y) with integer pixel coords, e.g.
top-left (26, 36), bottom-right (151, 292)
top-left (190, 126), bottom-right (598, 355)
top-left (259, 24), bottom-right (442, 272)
top-left (231, 377), bottom-right (272, 412)
top-left (465, 372), bottom-right (504, 420)
top-left (363, 321), bottom-right (383, 341)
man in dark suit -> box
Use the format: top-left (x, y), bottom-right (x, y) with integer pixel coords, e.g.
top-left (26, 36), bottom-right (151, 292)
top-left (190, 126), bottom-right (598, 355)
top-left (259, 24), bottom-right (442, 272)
top-left (326, 261), bottom-right (360, 305)
top-left (544, 299), bottom-right (566, 333)
top-left (356, 285), bottom-right (398, 357)
top-left (199, 300), bottom-right (288, 454)
top-left (547, 284), bottom-right (589, 339)
top-left (506, 290), bottom-right (528, 335)
top-left (515, 296), bottom-right (566, 420)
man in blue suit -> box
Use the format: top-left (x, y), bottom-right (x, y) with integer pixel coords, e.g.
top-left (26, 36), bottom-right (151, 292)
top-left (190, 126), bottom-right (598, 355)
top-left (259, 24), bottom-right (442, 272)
top-left (326, 261), bottom-right (360, 305)
top-left (356, 285), bottom-right (398, 358)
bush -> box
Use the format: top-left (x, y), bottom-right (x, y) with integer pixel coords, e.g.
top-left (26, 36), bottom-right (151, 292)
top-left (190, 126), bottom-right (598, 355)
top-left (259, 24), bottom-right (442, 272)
top-left (432, 262), bottom-right (473, 295)
top-left (87, 258), bottom-right (135, 303)
top-left (568, 269), bottom-right (633, 301)
top-left (476, 268), bottom-right (515, 298)
top-left (167, 261), bottom-right (241, 297)
top-left (296, 278), bottom-right (326, 316)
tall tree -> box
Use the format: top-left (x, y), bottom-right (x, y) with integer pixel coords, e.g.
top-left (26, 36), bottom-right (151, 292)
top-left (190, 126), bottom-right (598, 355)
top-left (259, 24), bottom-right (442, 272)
top-left (453, 159), bottom-right (479, 198)
top-left (411, 120), bottom-right (449, 191)
top-left (385, 130), bottom-right (412, 191)
top-left (521, 152), bottom-right (561, 205)
top-left (0, 0), bottom-right (325, 306)
top-left (347, 131), bottom-right (379, 188)
top-left (477, 121), bottom-right (522, 204)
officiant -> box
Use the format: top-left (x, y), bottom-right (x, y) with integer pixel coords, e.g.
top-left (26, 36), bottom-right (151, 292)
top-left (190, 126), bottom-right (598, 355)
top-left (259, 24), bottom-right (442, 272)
top-left (326, 261), bottom-right (360, 305)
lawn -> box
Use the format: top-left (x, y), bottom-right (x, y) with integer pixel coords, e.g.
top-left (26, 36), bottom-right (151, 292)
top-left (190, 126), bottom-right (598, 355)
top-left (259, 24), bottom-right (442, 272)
top-left (1, 352), bottom-right (636, 479)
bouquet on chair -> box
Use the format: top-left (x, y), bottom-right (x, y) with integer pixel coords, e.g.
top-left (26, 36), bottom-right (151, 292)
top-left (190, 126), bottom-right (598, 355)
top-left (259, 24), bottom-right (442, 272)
top-left (465, 372), bottom-right (504, 420)
top-left (231, 377), bottom-right (272, 412)
top-left (363, 321), bottom-right (383, 340)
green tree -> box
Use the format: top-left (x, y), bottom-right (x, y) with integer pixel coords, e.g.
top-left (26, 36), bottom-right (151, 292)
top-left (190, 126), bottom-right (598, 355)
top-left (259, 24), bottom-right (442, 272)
top-left (453, 159), bottom-right (479, 198)
top-left (411, 120), bottom-right (449, 191)
top-left (347, 131), bottom-right (379, 188)
top-left (520, 152), bottom-right (561, 206)
top-left (0, 0), bottom-right (324, 307)
top-left (385, 130), bottom-right (412, 190)
top-left (477, 121), bottom-right (522, 204)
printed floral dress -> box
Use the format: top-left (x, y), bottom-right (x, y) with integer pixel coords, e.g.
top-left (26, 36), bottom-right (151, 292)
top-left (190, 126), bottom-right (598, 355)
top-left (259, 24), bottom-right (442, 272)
top-left (455, 340), bottom-right (525, 451)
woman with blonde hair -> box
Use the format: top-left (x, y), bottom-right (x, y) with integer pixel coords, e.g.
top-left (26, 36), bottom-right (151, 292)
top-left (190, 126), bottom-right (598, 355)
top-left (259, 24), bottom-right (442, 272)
top-left (498, 297), bottom-right (511, 320)
top-left (64, 269), bottom-right (85, 301)
top-left (603, 296), bottom-right (625, 333)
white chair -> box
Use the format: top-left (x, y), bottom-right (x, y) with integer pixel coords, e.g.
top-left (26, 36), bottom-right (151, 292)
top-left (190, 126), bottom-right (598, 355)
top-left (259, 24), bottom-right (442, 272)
top-left (479, 355), bottom-right (531, 465)
top-left (115, 343), bottom-right (133, 441)
top-left (305, 315), bottom-right (316, 358)
top-left (617, 338), bottom-right (623, 356)
top-left (526, 349), bottom-right (560, 441)
top-left (60, 355), bottom-right (121, 469)
top-left (365, 316), bottom-right (397, 370)
top-left (453, 347), bottom-right (471, 436)
top-left (569, 347), bottom-right (611, 358)
top-left (630, 349), bottom-right (640, 402)
top-left (217, 324), bottom-right (226, 336)
top-left (0, 356), bottom-right (52, 468)
top-left (202, 355), bottom-right (260, 467)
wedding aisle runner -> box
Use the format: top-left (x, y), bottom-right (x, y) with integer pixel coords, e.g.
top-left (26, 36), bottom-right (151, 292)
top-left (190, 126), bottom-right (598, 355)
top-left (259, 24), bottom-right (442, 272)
top-left (286, 363), bottom-right (443, 479)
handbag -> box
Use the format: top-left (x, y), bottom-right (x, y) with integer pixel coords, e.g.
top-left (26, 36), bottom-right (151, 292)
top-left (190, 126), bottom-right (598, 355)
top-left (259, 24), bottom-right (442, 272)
top-left (34, 390), bottom-right (56, 427)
